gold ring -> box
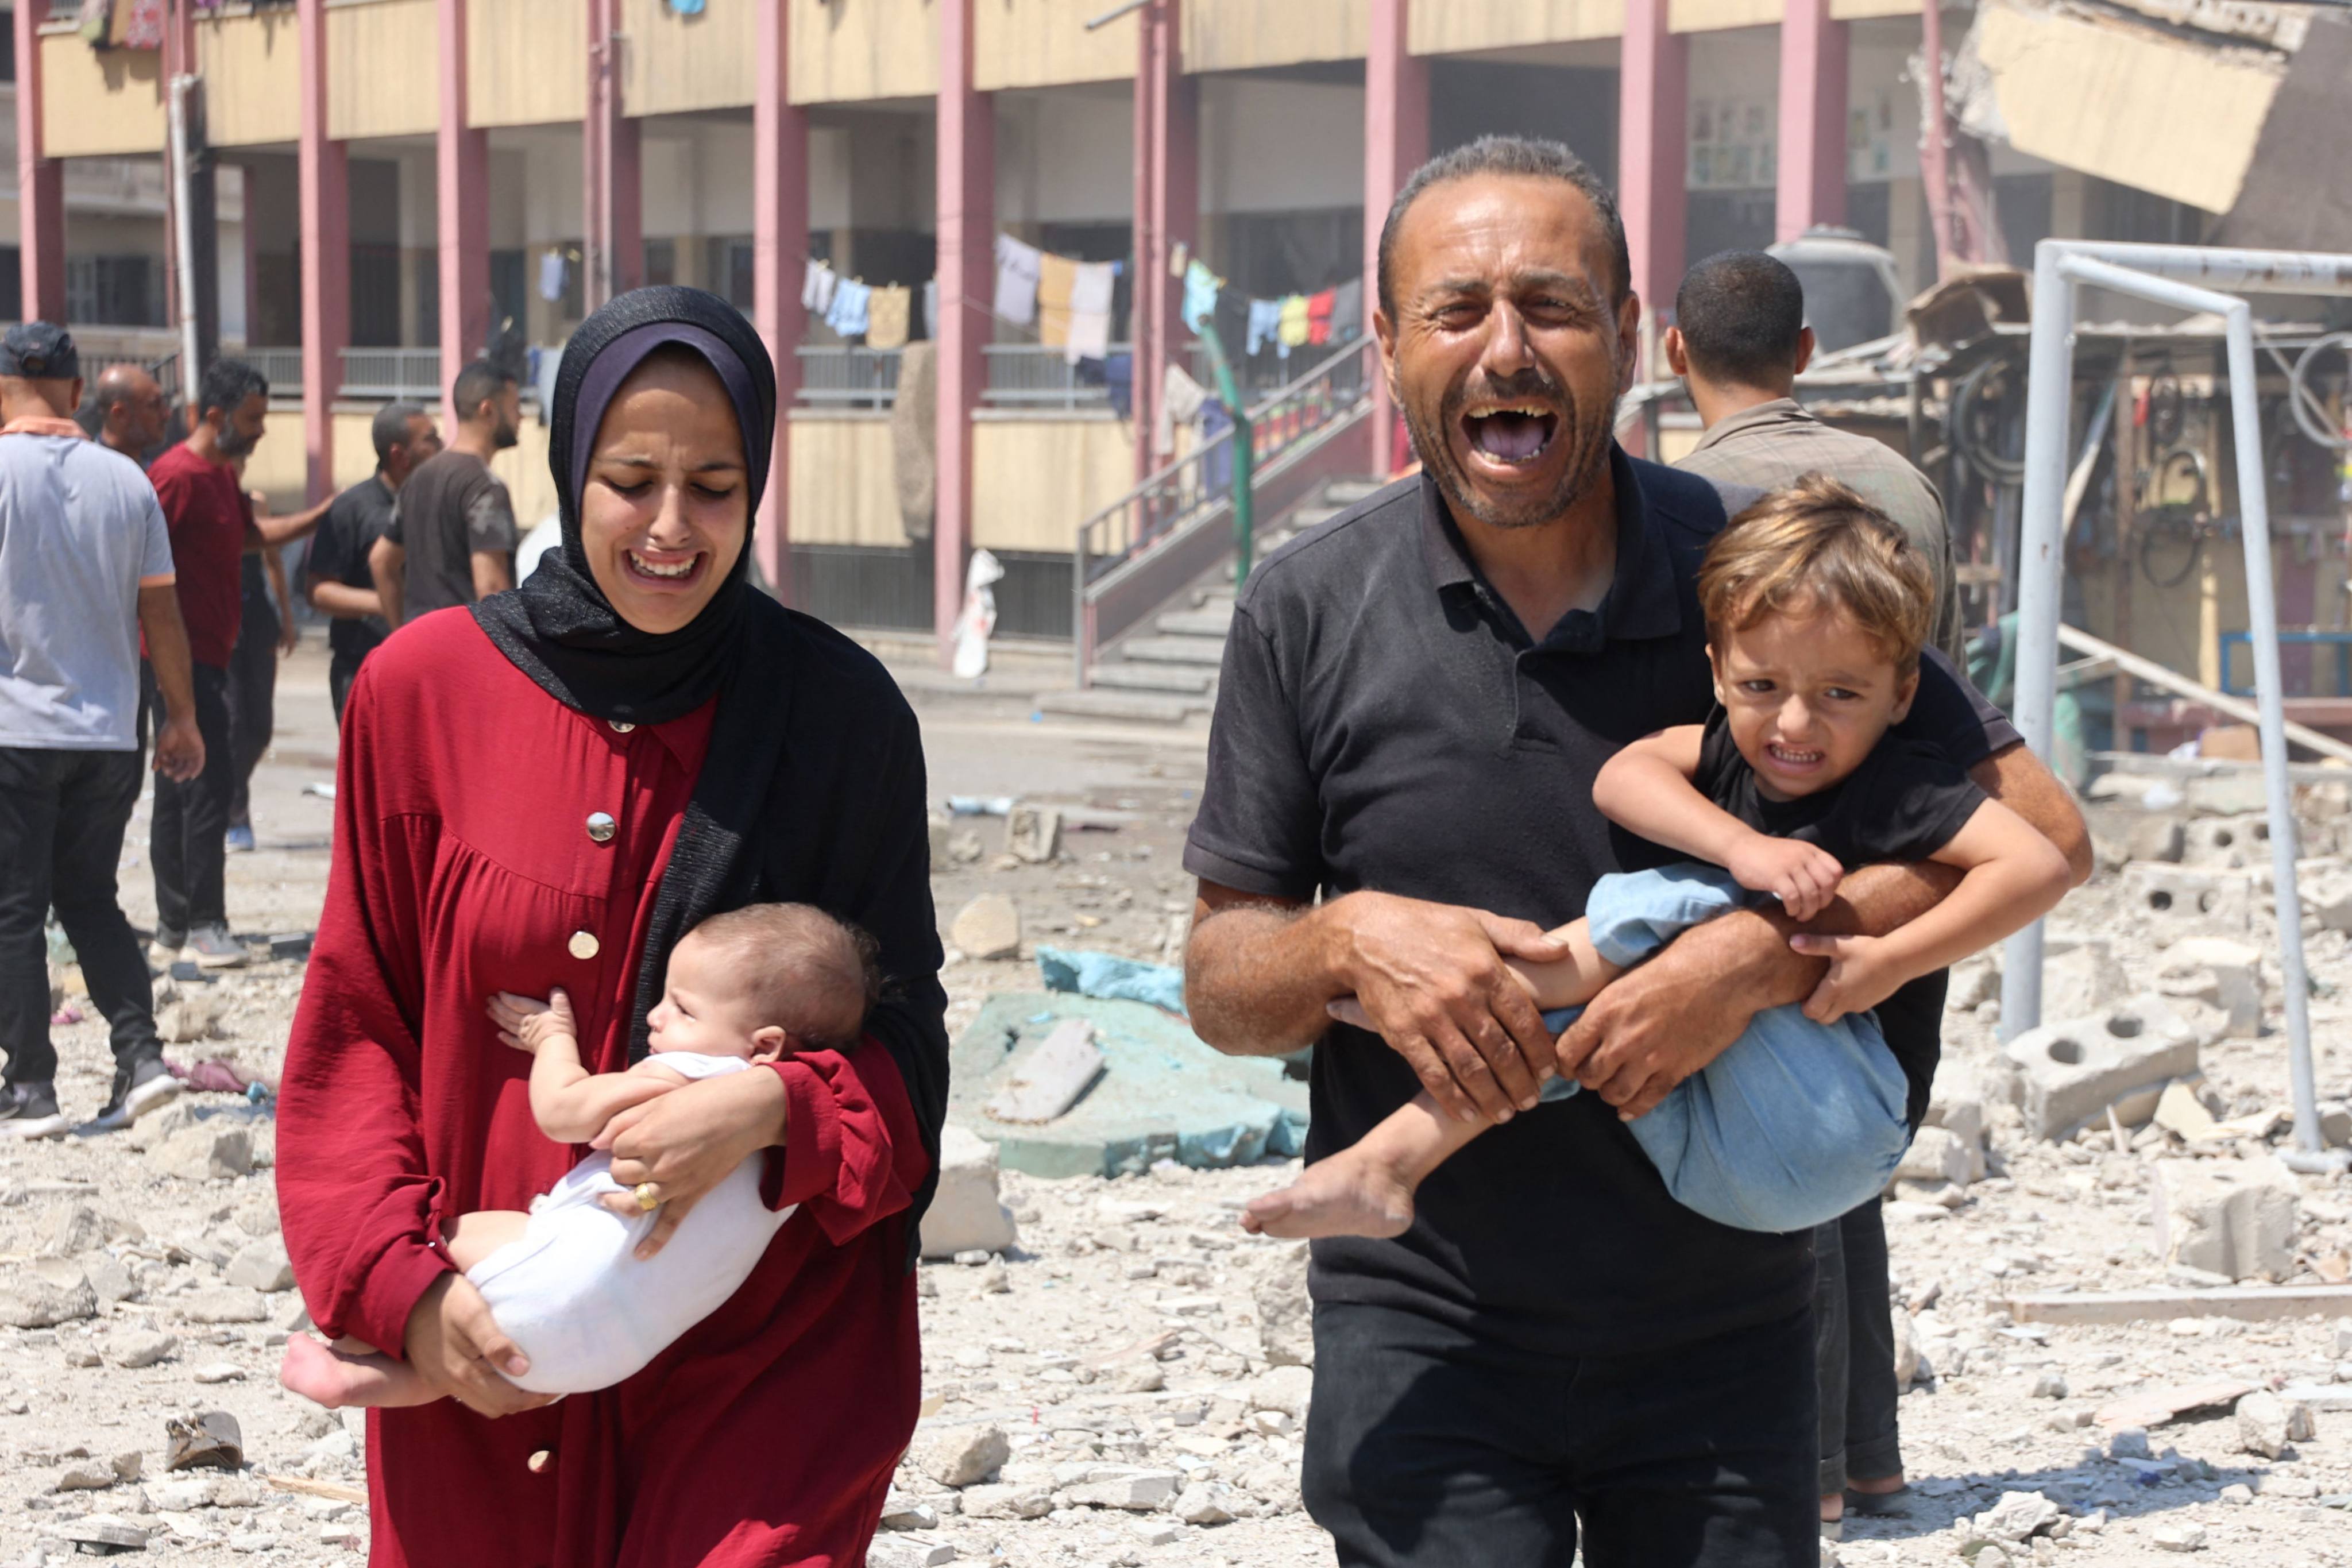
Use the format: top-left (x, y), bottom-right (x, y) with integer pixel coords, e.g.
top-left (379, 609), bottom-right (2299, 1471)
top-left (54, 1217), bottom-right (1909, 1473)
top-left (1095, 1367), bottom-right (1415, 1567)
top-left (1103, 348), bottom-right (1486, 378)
top-left (633, 1182), bottom-right (661, 1212)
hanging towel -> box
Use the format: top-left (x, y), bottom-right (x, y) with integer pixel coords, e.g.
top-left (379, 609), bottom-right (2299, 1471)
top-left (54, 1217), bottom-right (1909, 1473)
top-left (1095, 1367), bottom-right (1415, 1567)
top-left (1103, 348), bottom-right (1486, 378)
top-left (1277, 294), bottom-right (1311, 357)
top-left (867, 285), bottom-right (913, 351)
top-left (922, 278), bottom-right (940, 340)
top-left (1331, 277), bottom-right (1365, 344)
top-left (1036, 252), bottom-right (1078, 351)
top-left (1306, 288), bottom-right (1336, 347)
top-left (539, 250), bottom-right (568, 303)
top-left (994, 234), bottom-right (1043, 326)
top-left (1065, 261), bottom-right (1117, 365)
top-left (1245, 298), bottom-right (1283, 357)
top-left (826, 277), bottom-right (872, 338)
top-left (1183, 260), bottom-right (1221, 333)
top-left (801, 258), bottom-right (836, 315)
top-left (892, 342), bottom-right (937, 542)
top-left (119, 0), bottom-right (165, 49)
top-left (1156, 362), bottom-right (1209, 459)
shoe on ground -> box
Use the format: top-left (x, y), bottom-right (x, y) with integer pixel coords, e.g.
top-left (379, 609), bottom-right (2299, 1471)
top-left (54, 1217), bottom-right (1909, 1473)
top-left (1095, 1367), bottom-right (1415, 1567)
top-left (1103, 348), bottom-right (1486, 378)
top-left (183, 925), bottom-right (248, 970)
top-left (149, 928), bottom-right (186, 967)
top-left (0, 1081), bottom-right (68, 1140)
top-left (225, 822), bottom-right (256, 853)
top-left (89, 1056), bottom-right (181, 1134)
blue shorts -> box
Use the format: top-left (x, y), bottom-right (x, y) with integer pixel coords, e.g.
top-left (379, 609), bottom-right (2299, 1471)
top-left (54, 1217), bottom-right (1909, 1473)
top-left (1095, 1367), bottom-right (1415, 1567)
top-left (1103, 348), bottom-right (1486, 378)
top-left (1535, 864), bottom-right (1912, 1234)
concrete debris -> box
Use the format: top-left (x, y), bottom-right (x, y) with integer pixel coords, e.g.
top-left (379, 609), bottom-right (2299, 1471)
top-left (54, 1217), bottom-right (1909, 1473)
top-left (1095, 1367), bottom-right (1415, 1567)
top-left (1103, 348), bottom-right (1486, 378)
top-left (2235, 1389), bottom-right (2317, 1458)
top-left (1897, 1125), bottom-right (1979, 1188)
top-left (34, 1200), bottom-right (137, 1258)
top-left (1175, 1481), bottom-right (1238, 1525)
top-left (2042, 939), bottom-right (2132, 1020)
top-left (1972, 1489), bottom-right (2062, 1541)
top-left (2152, 1157), bottom-right (2300, 1283)
top-left (2119, 864), bottom-right (2252, 935)
top-left (950, 894), bottom-right (1023, 961)
top-left (2001, 994), bottom-right (2206, 1140)
top-left (1064, 1466), bottom-right (1182, 1510)
top-left (109, 1331), bottom-right (178, 1369)
top-left (2094, 1378), bottom-right (2254, 1431)
top-left (983, 1019), bottom-right (1104, 1125)
top-left (919, 1123), bottom-right (1020, 1261)
top-left (1005, 805), bottom-right (1063, 864)
top-left (910, 1423), bottom-right (1009, 1489)
top-left (2153, 1521), bottom-right (2209, 1552)
top-left (146, 1122), bottom-right (253, 1182)
top-left (0, 1258), bottom-right (97, 1327)
top-left (225, 1235), bottom-right (295, 1293)
top-left (960, 1481), bottom-right (1053, 1519)
top-left (1250, 1244), bottom-right (1312, 1369)
top-left (2180, 813), bottom-right (2271, 869)
top-left (2154, 937), bottom-right (2265, 1038)
top-left (156, 990), bottom-right (226, 1045)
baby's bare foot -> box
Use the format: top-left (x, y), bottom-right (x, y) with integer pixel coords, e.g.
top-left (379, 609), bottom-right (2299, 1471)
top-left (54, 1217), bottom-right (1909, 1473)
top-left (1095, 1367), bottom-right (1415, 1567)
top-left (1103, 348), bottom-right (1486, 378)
top-left (1241, 1150), bottom-right (1417, 1240)
top-left (278, 1334), bottom-right (361, 1409)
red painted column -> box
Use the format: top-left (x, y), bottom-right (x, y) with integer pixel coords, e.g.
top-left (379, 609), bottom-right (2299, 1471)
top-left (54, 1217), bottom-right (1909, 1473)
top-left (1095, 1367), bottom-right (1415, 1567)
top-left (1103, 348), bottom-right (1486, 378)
top-left (1133, 0), bottom-right (1195, 485)
top-left (13, 1), bottom-right (65, 323)
top-left (752, 0), bottom-right (807, 603)
top-left (298, 0), bottom-right (349, 506)
top-left (934, 0), bottom-right (994, 656)
top-left (1619, 0), bottom-right (1687, 455)
top-left (437, 0), bottom-right (489, 425)
top-left (1775, 0), bottom-right (1848, 242)
top-left (1363, 0), bottom-right (1427, 477)
top-left (585, 0), bottom-right (643, 311)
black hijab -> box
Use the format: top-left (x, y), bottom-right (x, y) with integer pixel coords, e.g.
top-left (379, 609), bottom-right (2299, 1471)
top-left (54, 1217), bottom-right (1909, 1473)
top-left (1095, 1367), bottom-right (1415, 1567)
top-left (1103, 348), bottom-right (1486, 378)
top-left (473, 287), bottom-right (949, 1264)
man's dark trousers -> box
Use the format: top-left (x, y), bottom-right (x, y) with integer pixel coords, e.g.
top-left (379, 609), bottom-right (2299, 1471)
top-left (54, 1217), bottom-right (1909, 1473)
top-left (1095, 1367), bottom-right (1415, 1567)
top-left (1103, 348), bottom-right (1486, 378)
top-left (1304, 1301), bottom-right (1820, 1566)
top-left (1816, 1200), bottom-right (1903, 1496)
top-left (225, 563), bottom-right (278, 827)
top-left (142, 662), bottom-right (234, 936)
top-left (0, 746), bottom-right (164, 1087)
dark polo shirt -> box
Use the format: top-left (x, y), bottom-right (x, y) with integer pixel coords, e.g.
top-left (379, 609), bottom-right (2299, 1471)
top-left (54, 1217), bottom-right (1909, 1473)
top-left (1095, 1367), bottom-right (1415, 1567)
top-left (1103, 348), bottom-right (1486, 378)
top-left (1184, 449), bottom-right (2018, 1357)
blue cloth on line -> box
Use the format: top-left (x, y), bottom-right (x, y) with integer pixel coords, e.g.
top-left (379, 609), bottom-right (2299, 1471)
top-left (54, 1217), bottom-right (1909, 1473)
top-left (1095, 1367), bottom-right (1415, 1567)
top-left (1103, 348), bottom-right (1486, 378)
top-left (1183, 261), bottom-right (1221, 333)
top-left (825, 277), bottom-right (872, 338)
top-left (1245, 299), bottom-right (1284, 357)
top-left (1534, 863), bottom-right (1911, 1235)
top-left (1036, 947), bottom-right (1188, 1014)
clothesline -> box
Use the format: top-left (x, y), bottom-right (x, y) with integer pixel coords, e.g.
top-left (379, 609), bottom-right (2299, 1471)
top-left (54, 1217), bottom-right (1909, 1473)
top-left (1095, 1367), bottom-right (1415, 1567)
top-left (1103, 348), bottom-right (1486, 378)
top-left (1181, 253), bottom-right (1366, 362)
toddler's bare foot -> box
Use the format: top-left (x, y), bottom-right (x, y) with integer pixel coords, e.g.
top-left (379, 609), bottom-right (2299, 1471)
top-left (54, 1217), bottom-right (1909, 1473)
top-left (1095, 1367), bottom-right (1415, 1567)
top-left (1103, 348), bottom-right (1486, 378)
top-left (278, 1333), bottom-right (434, 1410)
top-left (1242, 1150), bottom-right (1417, 1239)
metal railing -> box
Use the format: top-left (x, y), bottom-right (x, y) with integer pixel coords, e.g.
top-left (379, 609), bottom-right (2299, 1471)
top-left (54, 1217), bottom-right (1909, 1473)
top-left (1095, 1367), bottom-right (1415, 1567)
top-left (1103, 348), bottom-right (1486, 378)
top-left (984, 342), bottom-right (1130, 409)
top-left (796, 345), bottom-right (902, 408)
top-left (338, 347), bottom-right (445, 400)
top-left (1188, 334), bottom-right (1364, 401)
top-left (247, 347), bottom-right (305, 392)
top-left (1073, 335), bottom-right (1376, 684)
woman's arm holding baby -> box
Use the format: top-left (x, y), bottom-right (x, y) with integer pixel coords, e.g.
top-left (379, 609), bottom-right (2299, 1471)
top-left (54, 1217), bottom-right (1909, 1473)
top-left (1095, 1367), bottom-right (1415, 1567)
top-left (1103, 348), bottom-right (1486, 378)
top-left (487, 990), bottom-right (684, 1144)
top-left (1593, 727), bottom-right (1847, 920)
top-left (1790, 799), bottom-right (2073, 1023)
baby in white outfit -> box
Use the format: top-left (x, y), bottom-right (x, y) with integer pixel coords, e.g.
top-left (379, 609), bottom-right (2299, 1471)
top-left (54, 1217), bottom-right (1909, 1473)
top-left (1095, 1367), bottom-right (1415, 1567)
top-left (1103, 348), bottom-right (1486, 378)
top-left (278, 902), bottom-right (878, 1407)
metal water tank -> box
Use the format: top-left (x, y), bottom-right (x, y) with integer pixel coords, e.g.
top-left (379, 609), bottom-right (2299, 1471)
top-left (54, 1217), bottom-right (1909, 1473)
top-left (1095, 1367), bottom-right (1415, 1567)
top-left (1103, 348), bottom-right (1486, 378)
top-left (1767, 226), bottom-right (1904, 354)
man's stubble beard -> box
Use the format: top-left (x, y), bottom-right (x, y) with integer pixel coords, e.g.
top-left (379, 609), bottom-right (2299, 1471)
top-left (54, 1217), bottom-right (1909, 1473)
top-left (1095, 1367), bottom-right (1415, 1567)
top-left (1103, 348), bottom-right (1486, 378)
top-left (1404, 376), bottom-right (1620, 534)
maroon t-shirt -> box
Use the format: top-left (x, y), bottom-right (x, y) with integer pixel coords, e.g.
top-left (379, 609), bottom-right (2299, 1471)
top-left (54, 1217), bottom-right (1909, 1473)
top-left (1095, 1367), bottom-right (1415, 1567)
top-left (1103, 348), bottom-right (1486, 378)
top-left (146, 443), bottom-right (252, 669)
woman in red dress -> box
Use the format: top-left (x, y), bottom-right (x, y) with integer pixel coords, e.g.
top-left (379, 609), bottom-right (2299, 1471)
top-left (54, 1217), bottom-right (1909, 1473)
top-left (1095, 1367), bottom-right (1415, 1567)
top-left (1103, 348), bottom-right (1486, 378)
top-left (277, 287), bottom-right (949, 1567)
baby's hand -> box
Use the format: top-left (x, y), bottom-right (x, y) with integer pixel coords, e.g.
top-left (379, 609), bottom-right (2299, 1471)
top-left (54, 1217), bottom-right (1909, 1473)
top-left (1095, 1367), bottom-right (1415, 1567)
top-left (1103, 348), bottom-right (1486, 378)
top-left (1789, 934), bottom-right (1903, 1024)
top-left (1724, 833), bottom-right (1844, 922)
top-left (488, 988), bottom-right (578, 1055)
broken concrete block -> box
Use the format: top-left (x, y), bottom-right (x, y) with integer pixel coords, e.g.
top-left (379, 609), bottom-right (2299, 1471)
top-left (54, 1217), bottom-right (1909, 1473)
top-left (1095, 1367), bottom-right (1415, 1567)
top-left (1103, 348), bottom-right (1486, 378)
top-left (2001, 994), bottom-right (2206, 1140)
top-left (959, 1482), bottom-right (1053, 1520)
top-left (1973, 1490), bottom-right (2062, 1542)
top-left (2181, 813), bottom-right (2273, 868)
top-left (110, 1330), bottom-right (177, 1369)
top-left (2152, 1082), bottom-right (2220, 1140)
top-left (225, 1237), bottom-right (293, 1293)
top-left (1922, 1066), bottom-right (1988, 1179)
top-left (2235, 1389), bottom-right (2317, 1458)
top-left (2121, 864), bottom-right (2253, 934)
top-left (1249, 1364), bottom-right (1314, 1423)
top-left (2153, 1157), bottom-right (2299, 1283)
top-left (84, 1253), bottom-right (136, 1306)
top-left (950, 895), bottom-right (1022, 961)
top-left (919, 1124), bottom-right (1019, 1261)
top-left (1251, 1243), bottom-right (1312, 1368)
top-left (2303, 865), bottom-right (2352, 933)
top-left (177, 1289), bottom-right (269, 1324)
top-left (2042, 941), bottom-right (2131, 1021)
top-left (1066, 1466), bottom-right (1181, 1511)
top-left (0, 1259), bottom-right (97, 1327)
top-left (2126, 816), bottom-right (2187, 865)
top-left (1174, 1481), bottom-right (1237, 1525)
top-left (35, 1202), bottom-right (135, 1259)
top-left (910, 1422), bottom-right (1009, 1488)
top-left (2151, 1521), bottom-right (2207, 1554)
top-left (927, 811), bottom-right (953, 870)
top-left (1947, 957), bottom-right (2002, 1012)
top-left (1892, 1310), bottom-right (1923, 1392)
top-left (983, 1019), bottom-right (1103, 1125)
top-left (147, 1122), bottom-right (253, 1181)
top-left (1897, 1126), bottom-right (1976, 1188)
top-left (156, 990), bottom-right (226, 1045)
top-left (2155, 937), bottom-right (2264, 1038)
top-left (1005, 805), bottom-right (1062, 864)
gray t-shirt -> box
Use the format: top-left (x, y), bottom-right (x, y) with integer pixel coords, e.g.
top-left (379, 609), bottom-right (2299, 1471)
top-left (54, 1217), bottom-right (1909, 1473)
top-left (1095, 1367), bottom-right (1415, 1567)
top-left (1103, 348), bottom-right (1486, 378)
top-left (0, 433), bottom-right (176, 751)
top-left (385, 450), bottom-right (518, 619)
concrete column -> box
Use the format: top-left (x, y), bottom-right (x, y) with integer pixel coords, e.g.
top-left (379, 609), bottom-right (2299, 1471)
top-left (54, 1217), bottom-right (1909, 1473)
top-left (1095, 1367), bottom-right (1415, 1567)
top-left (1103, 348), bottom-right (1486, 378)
top-left (13, 1), bottom-right (65, 324)
top-left (1775, 0), bottom-right (1848, 242)
top-left (586, 0), bottom-right (643, 311)
top-left (1363, 0), bottom-right (1427, 477)
top-left (1133, 0), bottom-right (1195, 484)
top-left (935, 0), bottom-right (994, 656)
top-left (1619, 0), bottom-right (1687, 446)
top-left (752, 0), bottom-right (807, 602)
top-left (437, 0), bottom-right (489, 425)
top-left (298, 0), bottom-right (349, 505)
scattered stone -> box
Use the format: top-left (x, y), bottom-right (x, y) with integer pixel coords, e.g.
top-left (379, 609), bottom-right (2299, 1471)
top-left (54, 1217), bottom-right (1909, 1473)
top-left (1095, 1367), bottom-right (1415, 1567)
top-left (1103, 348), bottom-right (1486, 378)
top-left (2152, 1521), bottom-right (2207, 1552)
top-left (2031, 1372), bottom-right (2068, 1399)
top-left (2236, 1389), bottom-right (2318, 1458)
top-left (0, 1258), bottom-right (98, 1327)
top-left (867, 1538), bottom-right (958, 1568)
top-left (2043, 940), bottom-right (2131, 1019)
top-left (910, 1423), bottom-right (1009, 1489)
top-left (231, 1195), bottom-right (281, 1237)
top-left (2155, 937), bottom-right (2265, 1038)
top-left (110, 1330), bottom-right (177, 1369)
top-left (146, 1123), bottom-right (253, 1181)
top-left (957, 1482), bottom-right (1052, 1520)
top-left (60, 1519), bottom-right (148, 1552)
top-left (1896, 1126), bottom-right (1976, 1188)
top-left (191, 1362), bottom-right (246, 1384)
top-left (1005, 805), bottom-right (1062, 864)
top-left (1973, 1490), bottom-right (2062, 1542)
top-left (86, 1253), bottom-right (136, 1306)
top-left (950, 895), bottom-right (1022, 961)
top-left (1065, 1466), bottom-right (1181, 1511)
top-left (1131, 1520), bottom-right (1181, 1546)
top-left (2108, 1426), bottom-right (2153, 1460)
top-left (1114, 1362), bottom-right (1165, 1394)
top-left (878, 1493), bottom-right (941, 1532)
top-left (55, 1462), bottom-right (119, 1492)
top-left (983, 1019), bottom-right (1104, 1125)
top-left (164, 1411), bottom-right (244, 1473)
top-left (2152, 1156), bottom-right (2300, 1283)
top-left (34, 1201), bottom-right (133, 1258)
top-left (156, 990), bottom-right (226, 1045)
top-left (225, 1236), bottom-right (294, 1293)
top-left (1174, 1481), bottom-right (1237, 1525)
top-left (1250, 1243), bottom-right (1312, 1368)
top-left (2095, 1377), bottom-right (2253, 1431)
top-left (2127, 816), bottom-right (2187, 864)
top-left (2001, 995), bottom-right (2206, 1140)
top-left (1248, 1364), bottom-right (1314, 1424)
top-left (2220, 1483), bottom-right (2254, 1506)
top-left (178, 1290), bottom-right (271, 1324)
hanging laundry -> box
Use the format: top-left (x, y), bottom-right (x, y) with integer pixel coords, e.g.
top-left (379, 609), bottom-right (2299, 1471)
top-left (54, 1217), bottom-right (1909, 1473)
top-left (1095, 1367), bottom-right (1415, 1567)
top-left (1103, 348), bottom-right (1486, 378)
top-left (922, 278), bottom-right (940, 340)
top-left (1183, 260), bottom-right (1221, 333)
top-left (1306, 288), bottom-right (1336, 347)
top-left (1156, 362), bottom-right (1209, 459)
top-left (1036, 251), bottom-right (1078, 351)
top-left (1169, 242), bottom-right (1189, 279)
top-left (1277, 294), bottom-right (1311, 357)
top-left (1245, 299), bottom-right (1283, 357)
top-left (119, 0), bottom-right (165, 49)
top-left (1330, 277), bottom-right (1364, 345)
top-left (801, 258), bottom-right (836, 316)
top-left (866, 285), bottom-right (912, 351)
top-left (994, 234), bottom-right (1042, 327)
top-left (538, 250), bottom-right (568, 304)
top-left (826, 277), bottom-right (873, 338)
top-left (1065, 260), bottom-right (1117, 365)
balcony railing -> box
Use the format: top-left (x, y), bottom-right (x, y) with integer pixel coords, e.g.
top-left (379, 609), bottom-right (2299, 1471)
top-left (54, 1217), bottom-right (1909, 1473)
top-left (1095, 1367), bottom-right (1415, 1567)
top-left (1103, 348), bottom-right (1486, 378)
top-left (983, 343), bottom-right (1128, 410)
top-left (338, 347), bottom-right (445, 401)
top-left (796, 345), bottom-right (902, 408)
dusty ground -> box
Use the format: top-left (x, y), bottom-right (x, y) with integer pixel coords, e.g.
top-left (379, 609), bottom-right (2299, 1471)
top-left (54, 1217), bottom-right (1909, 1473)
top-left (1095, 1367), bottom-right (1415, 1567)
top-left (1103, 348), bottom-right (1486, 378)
top-left (2, 639), bottom-right (2350, 1566)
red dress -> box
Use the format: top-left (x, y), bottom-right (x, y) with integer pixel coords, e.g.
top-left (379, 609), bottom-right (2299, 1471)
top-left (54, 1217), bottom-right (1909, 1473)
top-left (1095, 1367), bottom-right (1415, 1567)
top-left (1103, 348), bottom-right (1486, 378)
top-left (278, 612), bottom-right (926, 1568)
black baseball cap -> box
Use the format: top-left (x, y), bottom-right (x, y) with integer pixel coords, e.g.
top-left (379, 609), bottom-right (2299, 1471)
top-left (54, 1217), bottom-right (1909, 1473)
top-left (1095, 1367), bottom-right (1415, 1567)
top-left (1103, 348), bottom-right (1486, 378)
top-left (0, 322), bottom-right (80, 381)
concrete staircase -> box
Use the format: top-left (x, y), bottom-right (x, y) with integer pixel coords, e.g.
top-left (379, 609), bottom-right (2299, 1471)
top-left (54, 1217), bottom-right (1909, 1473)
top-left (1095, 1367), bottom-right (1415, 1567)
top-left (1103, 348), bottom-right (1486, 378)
top-left (1038, 476), bottom-right (1388, 724)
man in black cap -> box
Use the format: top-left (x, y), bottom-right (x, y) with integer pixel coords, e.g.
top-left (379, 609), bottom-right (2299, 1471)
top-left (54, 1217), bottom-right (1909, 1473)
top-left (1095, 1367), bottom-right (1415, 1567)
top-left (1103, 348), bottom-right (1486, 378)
top-left (0, 324), bottom-right (206, 1137)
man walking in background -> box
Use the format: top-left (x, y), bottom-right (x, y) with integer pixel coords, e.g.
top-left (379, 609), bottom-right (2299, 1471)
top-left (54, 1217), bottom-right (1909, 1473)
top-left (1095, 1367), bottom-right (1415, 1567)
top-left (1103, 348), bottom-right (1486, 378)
top-left (90, 364), bottom-right (171, 466)
top-left (369, 359), bottom-right (520, 627)
top-left (223, 497), bottom-right (299, 853)
top-left (144, 359), bottom-right (331, 970)
top-left (306, 402), bottom-right (439, 723)
top-left (0, 325), bottom-right (204, 1138)
top-left (1666, 249), bottom-right (1966, 663)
